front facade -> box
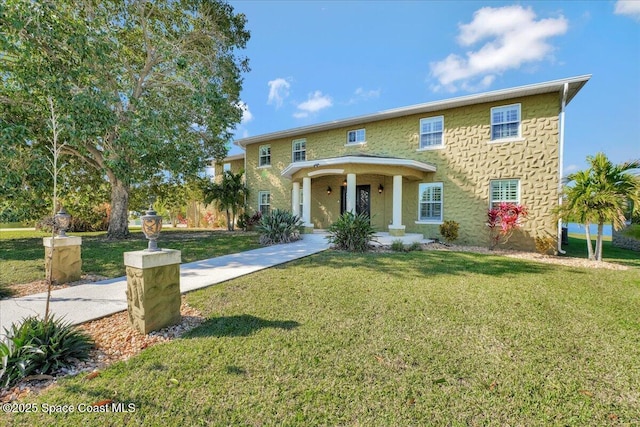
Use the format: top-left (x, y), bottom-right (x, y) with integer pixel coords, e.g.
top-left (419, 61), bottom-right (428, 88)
top-left (235, 76), bottom-right (590, 250)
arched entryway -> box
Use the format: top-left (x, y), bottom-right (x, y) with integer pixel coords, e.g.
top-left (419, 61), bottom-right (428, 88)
top-left (281, 155), bottom-right (437, 234)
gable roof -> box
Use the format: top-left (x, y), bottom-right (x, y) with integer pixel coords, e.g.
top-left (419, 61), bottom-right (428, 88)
top-left (236, 75), bottom-right (591, 148)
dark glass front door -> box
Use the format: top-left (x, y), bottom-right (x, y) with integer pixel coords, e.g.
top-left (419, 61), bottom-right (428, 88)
top-left (340, 185), bottom-right (371, 219)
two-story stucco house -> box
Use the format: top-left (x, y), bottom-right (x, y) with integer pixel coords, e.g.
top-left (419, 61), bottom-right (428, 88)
top-left (231, 75), bottom-right (590, 251)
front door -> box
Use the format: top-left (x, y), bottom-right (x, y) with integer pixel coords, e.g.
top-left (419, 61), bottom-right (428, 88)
top-left (340, 185), bottom-right (371, 219)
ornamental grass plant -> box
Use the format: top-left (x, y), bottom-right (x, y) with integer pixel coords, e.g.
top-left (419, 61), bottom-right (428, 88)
top-left (326, 211), bottom-right (375, 252)
top-left (1, 316), bottom-right (94, 388)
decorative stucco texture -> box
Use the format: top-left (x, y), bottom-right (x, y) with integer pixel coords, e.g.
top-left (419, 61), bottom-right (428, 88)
top-left (44, 245), bottom-right (82, 284)
top-left (125, 264), bottom-right (181, 334)
top-left (245, 93), bottom-right (561, 251)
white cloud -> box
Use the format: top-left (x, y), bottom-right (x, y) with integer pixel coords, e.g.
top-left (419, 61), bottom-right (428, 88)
top-left (237, 101), bottom-right (253, 124)
top-left (614, 0), bottom-right (640, 20)
top-left (430, 5), bottom-right (568, 92)
top-left (564, 164), bottom-right (579, 174)
top-left (294, 91), bottom-right (333, 118)
top-left (348, 87), bottom-right (381, 104)
top-left (267, 78), bottom-right (291, 108)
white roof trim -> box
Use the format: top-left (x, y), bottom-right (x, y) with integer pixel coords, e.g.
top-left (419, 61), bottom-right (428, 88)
top-left (236, 75), bottom-right (591, 148)
top-left (281, 156), bottom-right (436, 179)
top-left (221, 153), bottom-right (245, 162)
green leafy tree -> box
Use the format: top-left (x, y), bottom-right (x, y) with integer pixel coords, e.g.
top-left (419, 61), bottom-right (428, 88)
top-left (558, 153), bottom-right (640, 261)
top-left (203, 170), bottom-right (248, 231)
top-left (1, 0), bottom-right (250, 238)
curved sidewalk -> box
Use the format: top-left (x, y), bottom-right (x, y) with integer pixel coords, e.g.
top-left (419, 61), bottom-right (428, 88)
top-left (0, 234), bottom-right (329, 332)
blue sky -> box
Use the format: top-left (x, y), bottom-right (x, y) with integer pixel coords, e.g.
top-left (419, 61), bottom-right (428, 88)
top-left (228, 1), bottom-right (640, 174)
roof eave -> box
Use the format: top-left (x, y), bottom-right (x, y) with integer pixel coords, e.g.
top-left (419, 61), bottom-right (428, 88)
top-left (236, 75), bottom-right (591, 148)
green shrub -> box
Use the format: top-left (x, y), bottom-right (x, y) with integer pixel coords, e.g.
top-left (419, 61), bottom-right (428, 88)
top-left (0, 283), bottom-right (14, 299)
top-left (257, 209), bottom-right (303, 245)
top-left (407, 241), bottom-right (423, 252)
top-left (535, 235), bottom-right (556, 255)
top-left (327, 212), bottom-right (375, 252)
top-left (621, 224), bottom-right (640, 239)
top-left (238, 211), bottom-right (262, 231)
top-left (390, 240), bottom-right (422, 252)
top-left (439, 220), bottom-right (460, 243)
top-left (36, 203), bottom-right (110, 233)
top-left (390, 240), bottom-right (406, 252)
top-left (0, 315), bottom-right (94, 388)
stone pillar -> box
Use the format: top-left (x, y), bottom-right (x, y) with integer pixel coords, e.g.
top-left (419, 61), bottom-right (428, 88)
top-left (123, 249), bottom-right (181, 334)
top-left (346, 173), bottom-right (356, 213)
top-left (292, 181), bottom-right (301, 217)
top-left (43, 236), bottom-right (82, 283)
top-left (389, 175), bottom-right (406, 236)
top-left (302, 177), bottom-right (313, 233)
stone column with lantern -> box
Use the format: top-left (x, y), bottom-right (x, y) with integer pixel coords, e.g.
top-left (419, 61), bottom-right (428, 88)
top-left (124, 204), bottom-right (181, 334)
top-left (43, 208), bottom-right (82, 284)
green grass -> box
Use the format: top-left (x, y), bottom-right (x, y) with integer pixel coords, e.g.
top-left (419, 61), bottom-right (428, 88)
top-left (563, 234), bottom-right (640, 269)
top-left (7, 249), bottom-right (640, 426)
top-left (0, 229), bottom-right (261, 289)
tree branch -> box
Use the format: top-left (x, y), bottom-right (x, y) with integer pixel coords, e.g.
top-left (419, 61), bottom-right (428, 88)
top-left (60, 146), bottom-right (103, 171)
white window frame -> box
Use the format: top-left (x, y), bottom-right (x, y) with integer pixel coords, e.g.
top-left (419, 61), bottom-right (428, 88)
top-left (418, 116), bottom-right (444, 150)
top-left (292, 138), bottom-right (306, 163)
top-left (258, 191), bottom-right (271, 215)
top-left (346, 128), bottom-right (366, 145)
top-left (490, 104), bottom-right (521, 141)
top-left (490, 179), bottom-right (520, 209)
top-left (259, 145), bottom-right (271, 167)
top-left (223, 163), bottom-right (231, 173)
top-left (416, 182), bottom-right (443, 224)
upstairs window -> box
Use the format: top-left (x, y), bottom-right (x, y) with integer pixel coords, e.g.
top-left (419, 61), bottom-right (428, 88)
top-left (259, 145), bottom-right (271, 167)
top-left (419, 116), bottom-right (444, 149)
top-left (347, 129), bottom-right (366, 144)
top-left (292, 139), bottom-right (306, 162)
top-left (418, 183), bottom-right (443, 222)
top-left (223, 163), bottom-right (231, 173)
top-left (490, 179), bottom-right (520, 208)
top-left (491, 104), bottom-right (521, 141)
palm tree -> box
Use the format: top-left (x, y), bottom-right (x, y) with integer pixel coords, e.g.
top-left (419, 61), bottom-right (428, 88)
top-left (203, 170), bottom-right (248, 231)
top-left (558, 169), bottom-right (598, 260)
top-left (560, 153), bottom-right (640, 261)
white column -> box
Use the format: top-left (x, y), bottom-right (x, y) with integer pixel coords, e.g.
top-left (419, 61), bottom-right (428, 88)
top-left (302, 177), bottom-right (312, 227)
top-left (346, 173), bottom-right (356, 213)
top-left (292, 182), bottom-right (300, 217)
top-left (389, 175), bottom-right (405, 236)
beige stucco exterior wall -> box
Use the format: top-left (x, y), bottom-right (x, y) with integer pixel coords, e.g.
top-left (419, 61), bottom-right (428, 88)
top-left (244, 93), bottom-right (561, 250)
top-left (213, 157), bottom-right (245, 179)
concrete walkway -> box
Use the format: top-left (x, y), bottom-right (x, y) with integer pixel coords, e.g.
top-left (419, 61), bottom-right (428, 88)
top-left (0, 233), bottom-right (329, 332)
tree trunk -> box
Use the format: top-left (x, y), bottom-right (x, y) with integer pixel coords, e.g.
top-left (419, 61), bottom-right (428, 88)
top-left (584, 222), bottom-right (594, 260)
top-left (107, 178), bottom-right (130, 239)
top-left (595, 222), bottom-right (604, 262)
top-left (226, 208), bottom-right (232, 231)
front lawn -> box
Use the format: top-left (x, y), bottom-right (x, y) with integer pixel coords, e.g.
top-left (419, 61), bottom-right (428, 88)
top-left (563, 234), bottom-right (640, 269)
top-left (0, 229), bottom-right (261, 289)
top-left (8, 249), bottom-right (640, 425)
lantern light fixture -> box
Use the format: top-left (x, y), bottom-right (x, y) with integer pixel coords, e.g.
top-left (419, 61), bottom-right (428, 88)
top-left (378, 184), bottom-right (384, 194)
top-left (54, 207), bottom-right (71, 237)
top-left (141, 204), bottom-right (163, 252)
top-left (327, 186), bottom-right (332, 195)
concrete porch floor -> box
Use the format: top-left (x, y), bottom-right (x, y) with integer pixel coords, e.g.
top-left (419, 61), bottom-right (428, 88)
top-left (312, 229), bottom-right (434, 246)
